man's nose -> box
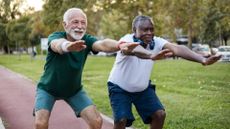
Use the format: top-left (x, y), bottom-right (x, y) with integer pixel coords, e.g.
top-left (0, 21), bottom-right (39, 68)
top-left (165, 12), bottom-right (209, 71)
top-left (146, 29), bottom-right (152, 34)
top-left (78, 23), bottom-right (83, 28)
top-left (74, 23), bottom-right (84, 29)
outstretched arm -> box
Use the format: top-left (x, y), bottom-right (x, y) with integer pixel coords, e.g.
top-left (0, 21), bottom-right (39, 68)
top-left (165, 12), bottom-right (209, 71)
top-left (92, 39), bottom-right (120, 52)
top-left (92, 39), bottom-right (173, 61)
top-left (92, 39), bottom-right (138, 53)
top-left (122, 45), bottom-right (173, 60)
top-left (163, 43), bottom-right (221, 65)
top-left (50, 38), bottom-right (86, 54)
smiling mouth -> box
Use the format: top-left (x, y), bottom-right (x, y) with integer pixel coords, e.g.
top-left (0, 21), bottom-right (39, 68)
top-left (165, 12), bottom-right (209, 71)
top-left (74, 29), bottom-right (84, 33)
top-left (141, 34), bottom-right (152, 38)
top-left (145, 35), bottom-right (153, 38)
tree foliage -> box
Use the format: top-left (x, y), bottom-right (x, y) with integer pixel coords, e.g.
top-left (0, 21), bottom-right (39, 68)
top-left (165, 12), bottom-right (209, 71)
top-left (0, 0), bottom-right (25, 23)
top-left (28, 12), bottom-right (47, 46)
top-left (0, 0), bottom-right (229, 54)
top-left (200, 0), bottom-right (230, 46)
top-left (0, 23), bottom-right (9, 53)
top-left (41, 0), bottom-right (105, 35)
top-left (5, 16), bottom-right (31, 51)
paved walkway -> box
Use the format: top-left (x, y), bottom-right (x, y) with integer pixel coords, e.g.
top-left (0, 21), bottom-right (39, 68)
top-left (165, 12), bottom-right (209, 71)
top-left (0, 66), bottom-right (114, 129)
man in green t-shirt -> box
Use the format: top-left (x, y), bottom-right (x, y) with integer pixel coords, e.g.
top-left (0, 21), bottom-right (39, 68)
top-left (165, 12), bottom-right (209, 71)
top-left (33, 8), bottom-right (141, 129)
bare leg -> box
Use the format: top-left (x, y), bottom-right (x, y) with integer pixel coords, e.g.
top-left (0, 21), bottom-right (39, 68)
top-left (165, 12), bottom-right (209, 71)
top-left (80, 105), bottom-right (103, 129)
top-left (150, 110), bottom-right (166, 129)
top-left (114, 118), bottom-right (127, 129)
top-left (34, 109), bottom-right (50, 129)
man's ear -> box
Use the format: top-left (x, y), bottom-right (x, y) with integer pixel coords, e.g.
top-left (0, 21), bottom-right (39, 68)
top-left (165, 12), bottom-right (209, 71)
top-left (62, 21), bottom-right (66, 28)
top-left (133, 27), bottom-right (136, 32)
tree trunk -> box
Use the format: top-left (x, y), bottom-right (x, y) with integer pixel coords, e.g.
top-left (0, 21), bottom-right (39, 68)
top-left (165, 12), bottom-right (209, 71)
top-left (188, 0), bottom-right (193, 49)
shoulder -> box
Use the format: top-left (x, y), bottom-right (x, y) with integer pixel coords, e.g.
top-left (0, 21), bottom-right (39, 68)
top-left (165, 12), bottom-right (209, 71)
top-left (154, 36), bottom-right (168, 42)
top-left (82, 33), bottom-right (98, 43)
top-left (120, 33), bottom-right (134, 42)
top-left (48, 32), bottom-right (66, 38)
top-left (48, 32), bottom-right (66, 43)
top-left (153, 36), bottom-right (170, 50)
top-left (154, 36), bottom-right (170, 45)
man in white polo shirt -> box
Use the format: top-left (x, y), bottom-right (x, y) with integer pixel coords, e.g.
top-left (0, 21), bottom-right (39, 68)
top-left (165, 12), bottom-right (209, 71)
top-left (107, 15), bottom-right (221, 129)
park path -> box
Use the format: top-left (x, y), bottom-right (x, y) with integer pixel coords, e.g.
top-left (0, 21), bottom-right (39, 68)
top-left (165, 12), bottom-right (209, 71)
top-left (0, 66), bottom-right (114, 129)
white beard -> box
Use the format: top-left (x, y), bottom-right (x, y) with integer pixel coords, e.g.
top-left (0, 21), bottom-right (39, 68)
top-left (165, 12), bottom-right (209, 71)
top-left (66, 28), bottom-right (86, 40)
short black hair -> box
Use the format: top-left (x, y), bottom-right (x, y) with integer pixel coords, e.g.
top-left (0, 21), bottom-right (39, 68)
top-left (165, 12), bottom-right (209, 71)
top-left (132, 15), bottom-right (154, 32)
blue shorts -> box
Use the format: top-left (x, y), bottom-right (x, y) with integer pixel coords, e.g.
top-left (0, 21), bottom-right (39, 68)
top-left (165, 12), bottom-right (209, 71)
top-left (107, 81), bottom-right (164, 127)
top-left (34, 88), bottom-right (93, 117)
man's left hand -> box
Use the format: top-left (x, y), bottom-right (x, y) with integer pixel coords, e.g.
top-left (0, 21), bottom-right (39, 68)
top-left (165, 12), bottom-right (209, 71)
top-left (150, 49), bottom-right (174, 60)
top-left (202, 54), bottom-right (222, 66)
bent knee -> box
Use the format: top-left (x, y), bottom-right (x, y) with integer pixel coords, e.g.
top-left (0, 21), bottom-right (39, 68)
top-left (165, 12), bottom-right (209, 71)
top-left (35, 120), bottom-right (48, 129)
top-left (114, 118), bottom-right (127, 129)
top-left (94, 116), bottom-right (103, 125)
top-left (89, 115), bottom-right (103, 129)
top-left (34, 109), bottom-right (50, 129)
top-left (153, 110), bottom-right (166, 121)
top-left (115, 118), bottom-right (127, 125)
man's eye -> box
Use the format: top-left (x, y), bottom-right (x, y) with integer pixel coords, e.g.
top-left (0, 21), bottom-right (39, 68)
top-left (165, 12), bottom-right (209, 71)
top-left (145, 28), bottom-right (153, 32)
top-left (71, 21), bottom-right (79, 24)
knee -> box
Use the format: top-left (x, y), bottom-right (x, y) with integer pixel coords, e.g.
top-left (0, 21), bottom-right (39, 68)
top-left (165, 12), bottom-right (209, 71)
top-left (153, 110), bottom-right (166, 121)
top-left (89, 115), bottom-right (103, 129)
top-left (34, 119), bottom-right (48, 129)
top-left (114, 118), bottom-right (127, 129)
top-left (115, 118), bottom-right (127, 125)
top-left (34, 109), bottom-right (50, 129)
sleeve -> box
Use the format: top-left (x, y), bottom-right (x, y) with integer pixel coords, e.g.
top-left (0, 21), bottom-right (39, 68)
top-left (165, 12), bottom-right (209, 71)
top-left (116, 34), bottom-right (133, 58)
top-left (83, 34), bottom-right (98, 54)
top-left (154, 37), bottom-right (169, 51)
top-left (119, 34), bottom-right (134, 42)
top-left (47, 32), bottom-right (66, 52)
top-left (48, 32), bottom-right (66, 45)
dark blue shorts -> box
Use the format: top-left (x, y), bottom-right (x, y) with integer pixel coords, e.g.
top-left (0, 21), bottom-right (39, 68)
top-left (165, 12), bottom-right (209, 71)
top-left (107, 81), bottom-right (164, 127)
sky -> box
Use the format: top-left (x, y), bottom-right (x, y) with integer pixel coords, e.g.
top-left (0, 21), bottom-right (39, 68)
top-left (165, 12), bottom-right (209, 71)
top-left (23, 0), bottom-right (44, 11)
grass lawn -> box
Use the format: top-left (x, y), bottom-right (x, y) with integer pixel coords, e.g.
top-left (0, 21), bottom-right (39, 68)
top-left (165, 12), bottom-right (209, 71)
top-left (0, 54), bottom-right (229, 129)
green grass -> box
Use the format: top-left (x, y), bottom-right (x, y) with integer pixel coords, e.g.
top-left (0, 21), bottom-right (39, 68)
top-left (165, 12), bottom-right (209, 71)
top-left (0, 54), bottom-right (229, 129)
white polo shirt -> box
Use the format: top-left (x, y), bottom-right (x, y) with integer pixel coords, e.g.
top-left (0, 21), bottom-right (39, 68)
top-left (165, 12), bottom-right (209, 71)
top-left (108, 34), bottom-right (168, 92)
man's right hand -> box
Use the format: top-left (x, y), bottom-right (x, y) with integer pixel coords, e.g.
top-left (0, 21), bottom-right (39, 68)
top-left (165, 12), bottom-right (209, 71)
top-left (119, 42), bottom-right (139, 55)
top-left (150, 49), bottom-right (174, 60)
top-left (67, 40), bottom-right (87, 52)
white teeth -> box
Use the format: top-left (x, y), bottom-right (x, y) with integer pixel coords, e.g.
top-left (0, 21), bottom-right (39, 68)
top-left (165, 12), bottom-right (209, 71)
top-left (74, 29), bottom-right (84, 33)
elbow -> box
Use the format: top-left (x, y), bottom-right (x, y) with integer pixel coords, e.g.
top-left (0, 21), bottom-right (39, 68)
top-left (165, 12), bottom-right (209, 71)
top-left (98, 39), bottom-right (119, 52)
top-left (50, 42), bottom-right (57, 52)
top-left (171, 45), bottom-right (186, 56)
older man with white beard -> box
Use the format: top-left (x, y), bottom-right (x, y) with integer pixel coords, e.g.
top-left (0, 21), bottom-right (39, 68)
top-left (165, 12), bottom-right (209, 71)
top-left (33, 8), bottom-right (144, 129)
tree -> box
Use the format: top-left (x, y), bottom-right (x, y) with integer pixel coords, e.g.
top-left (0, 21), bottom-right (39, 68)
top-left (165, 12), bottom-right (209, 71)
top-left (5, 16), bottom-right (31, 53)
top-left (216, 0), bottom-right (230, 46)
top-left (100, 0), bottom-right (156, 39)
top-left (200, 0), bottom-right (229, 47)
top-left (42, 0), bottom-right (64, 33)
top-left (100, 9), bottom-right (128, 40)
top-left (0, 0), bottom-right (30, 53)
top-left (29, 12), bottom-right (47, 46)
top-left (42, 0), bottom-right (100, 34)
top-left (0, 0), bottom-right (24, 23)
top-left (0, 23), bottom-right (10, 53)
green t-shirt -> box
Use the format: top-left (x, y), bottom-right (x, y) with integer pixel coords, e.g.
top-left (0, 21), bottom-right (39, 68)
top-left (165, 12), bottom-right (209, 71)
top-left (37, 32), bottom-right (98, 98)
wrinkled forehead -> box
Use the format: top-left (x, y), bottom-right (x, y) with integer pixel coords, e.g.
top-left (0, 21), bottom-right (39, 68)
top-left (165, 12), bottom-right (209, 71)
top-left (136, 19), bottom-right (153, 29)
top-left (63, 9), bottom-right (87, 22)
top-left (70, 11), bottom-right (86, 21)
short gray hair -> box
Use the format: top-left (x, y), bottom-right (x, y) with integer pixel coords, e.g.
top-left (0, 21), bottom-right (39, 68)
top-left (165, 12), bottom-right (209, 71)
top-left (132, 15), bottom-right (154, 32)
top-left (63, 8), bottom-right (87, 23)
